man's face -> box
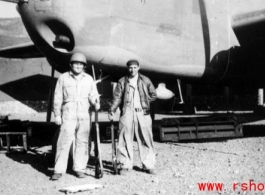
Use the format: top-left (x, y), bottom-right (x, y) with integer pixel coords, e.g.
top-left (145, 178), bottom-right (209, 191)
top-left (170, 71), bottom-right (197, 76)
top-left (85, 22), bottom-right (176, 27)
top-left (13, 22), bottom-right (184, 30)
top-left (128, 64), bottom-right (140, 78)
top-left (70, 62), bottom-right (85, 75)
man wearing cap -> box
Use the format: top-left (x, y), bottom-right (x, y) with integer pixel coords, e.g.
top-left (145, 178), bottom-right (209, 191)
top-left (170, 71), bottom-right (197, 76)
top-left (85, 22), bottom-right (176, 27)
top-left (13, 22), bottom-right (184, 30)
top-left (51, 52), bottom-right (100, 180)
top-left (109, 60), bottom-right (157, 175)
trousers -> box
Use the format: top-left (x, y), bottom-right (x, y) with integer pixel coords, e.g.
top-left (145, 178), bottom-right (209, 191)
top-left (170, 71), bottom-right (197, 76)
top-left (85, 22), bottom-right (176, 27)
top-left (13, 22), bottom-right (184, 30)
top-left (117, 107), bottom-right (155, 170)
top-left (54, 119), bottom-right (90, 173)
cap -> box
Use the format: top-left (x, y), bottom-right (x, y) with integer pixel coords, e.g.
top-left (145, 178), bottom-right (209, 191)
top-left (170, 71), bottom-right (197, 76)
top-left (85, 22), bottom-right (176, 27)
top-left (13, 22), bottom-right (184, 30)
top-left (126, 60), bottom-right (139, 67)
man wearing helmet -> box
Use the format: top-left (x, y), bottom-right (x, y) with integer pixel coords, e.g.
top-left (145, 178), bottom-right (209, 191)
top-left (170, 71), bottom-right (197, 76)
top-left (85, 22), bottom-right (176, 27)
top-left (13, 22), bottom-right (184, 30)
top-left (51, 53), bottom-right (100, 180)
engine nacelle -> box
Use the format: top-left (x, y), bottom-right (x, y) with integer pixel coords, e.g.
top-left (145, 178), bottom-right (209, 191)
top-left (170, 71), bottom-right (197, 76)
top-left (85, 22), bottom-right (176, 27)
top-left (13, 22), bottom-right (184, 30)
top-left (156, 83), bottom-right (175, 100)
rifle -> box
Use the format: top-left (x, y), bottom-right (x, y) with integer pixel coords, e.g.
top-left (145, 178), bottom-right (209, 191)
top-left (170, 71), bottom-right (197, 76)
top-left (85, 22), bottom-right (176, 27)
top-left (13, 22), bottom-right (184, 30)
top-left (94, 109), bottom-right (103, 178)
top-left (111, 120), bottom-right (118, 174)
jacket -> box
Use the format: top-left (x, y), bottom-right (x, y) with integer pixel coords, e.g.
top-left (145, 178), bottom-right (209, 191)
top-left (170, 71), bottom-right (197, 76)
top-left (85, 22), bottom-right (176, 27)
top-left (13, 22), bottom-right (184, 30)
top-left (109, 73), bottom-right (157, 116)
top-left (53, 71), bottom-right (99, 120)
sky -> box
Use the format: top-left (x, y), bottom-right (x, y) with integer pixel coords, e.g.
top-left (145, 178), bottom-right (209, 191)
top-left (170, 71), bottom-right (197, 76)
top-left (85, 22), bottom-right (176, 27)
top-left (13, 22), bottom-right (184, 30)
top-left (0, 2), bottom-right (20, 18)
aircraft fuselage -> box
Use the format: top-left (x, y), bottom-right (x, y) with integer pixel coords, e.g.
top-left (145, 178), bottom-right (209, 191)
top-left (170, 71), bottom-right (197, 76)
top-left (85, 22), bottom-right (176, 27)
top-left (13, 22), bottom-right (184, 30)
top-left (12, 0), bottom-right (265, 83)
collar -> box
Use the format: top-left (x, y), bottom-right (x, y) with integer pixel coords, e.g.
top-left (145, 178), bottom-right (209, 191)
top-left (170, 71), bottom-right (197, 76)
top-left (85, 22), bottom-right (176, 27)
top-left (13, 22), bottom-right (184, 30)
top-left (126, 73), bottom-right (142, 82)
top-left (68, 71), bottom-right (86, 78)
top-left (129, 74), bottom-right (138, 81)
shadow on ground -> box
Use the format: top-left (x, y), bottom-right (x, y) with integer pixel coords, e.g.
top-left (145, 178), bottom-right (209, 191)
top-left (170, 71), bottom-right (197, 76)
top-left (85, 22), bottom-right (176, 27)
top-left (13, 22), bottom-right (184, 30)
top-left (2, 113), bottom-right (265, 178)
top-left (6, 150), bottom-right (53, 177)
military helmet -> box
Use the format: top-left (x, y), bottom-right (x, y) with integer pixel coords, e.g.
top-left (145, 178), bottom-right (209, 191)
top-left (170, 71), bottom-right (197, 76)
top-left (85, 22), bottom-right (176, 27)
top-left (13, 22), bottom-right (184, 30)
top-left (70, 53), bottom-right (87, 66)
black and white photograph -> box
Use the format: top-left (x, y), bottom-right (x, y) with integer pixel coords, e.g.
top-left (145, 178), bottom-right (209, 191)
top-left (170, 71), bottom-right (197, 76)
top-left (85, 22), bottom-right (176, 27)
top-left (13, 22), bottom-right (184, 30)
top-left (0, 0), bottom-right (265, 194)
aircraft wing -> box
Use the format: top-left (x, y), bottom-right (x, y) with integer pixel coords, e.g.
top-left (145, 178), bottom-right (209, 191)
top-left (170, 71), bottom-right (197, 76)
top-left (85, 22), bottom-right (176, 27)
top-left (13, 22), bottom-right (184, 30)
top-left (232, 10), bottom-right (265, 47)
top-left (0, 42), bottom-right (44, 58)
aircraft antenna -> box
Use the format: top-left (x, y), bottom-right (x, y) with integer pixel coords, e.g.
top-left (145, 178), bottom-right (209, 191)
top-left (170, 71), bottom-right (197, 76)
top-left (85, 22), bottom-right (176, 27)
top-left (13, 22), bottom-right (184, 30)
top-left (92, 64), bottom-right (96, 81)
top-left (219, 0), bottom-right (231, 81)
top-left (226, 0), bottom-right (231, 68)
top-left (177, 79), bottom-right (184, 104)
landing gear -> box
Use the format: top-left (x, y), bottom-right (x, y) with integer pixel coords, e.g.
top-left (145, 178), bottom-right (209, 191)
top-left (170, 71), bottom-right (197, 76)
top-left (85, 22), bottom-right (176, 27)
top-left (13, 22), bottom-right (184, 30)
top-left (46, 61), bottom-right (56, 123)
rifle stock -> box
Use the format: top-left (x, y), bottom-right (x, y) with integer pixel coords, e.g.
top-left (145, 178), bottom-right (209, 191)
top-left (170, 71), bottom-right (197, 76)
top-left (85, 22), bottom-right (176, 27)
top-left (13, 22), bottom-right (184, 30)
top-left (94, 110), bottom-right (103, 179)
top-left (111, 120), bottom-right (118, 174)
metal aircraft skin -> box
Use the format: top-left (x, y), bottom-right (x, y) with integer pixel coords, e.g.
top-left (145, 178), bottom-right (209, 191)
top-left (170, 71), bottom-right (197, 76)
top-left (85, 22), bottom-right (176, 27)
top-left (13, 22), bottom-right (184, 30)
top-left (0, 0), bottom-right (265, 86)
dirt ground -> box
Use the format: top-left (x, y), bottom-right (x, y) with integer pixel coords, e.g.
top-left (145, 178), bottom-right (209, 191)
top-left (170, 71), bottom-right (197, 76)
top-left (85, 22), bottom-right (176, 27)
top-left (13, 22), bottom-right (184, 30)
top-left (0, 112), bottom-right (265, 195)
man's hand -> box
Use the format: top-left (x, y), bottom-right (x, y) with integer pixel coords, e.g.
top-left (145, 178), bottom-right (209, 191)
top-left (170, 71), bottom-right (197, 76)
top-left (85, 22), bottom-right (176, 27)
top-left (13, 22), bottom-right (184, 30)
top-left (108, 112), bottom-right (114, 121)
top-left (55, 116), bottom-right (62, 125)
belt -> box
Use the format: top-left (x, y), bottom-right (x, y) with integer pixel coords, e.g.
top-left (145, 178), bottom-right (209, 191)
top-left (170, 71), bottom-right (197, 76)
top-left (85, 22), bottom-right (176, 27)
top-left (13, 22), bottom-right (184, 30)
top-left (135, 108), bottom-right (142, 112)
top-left (64, 98), bottom-right (87, 103)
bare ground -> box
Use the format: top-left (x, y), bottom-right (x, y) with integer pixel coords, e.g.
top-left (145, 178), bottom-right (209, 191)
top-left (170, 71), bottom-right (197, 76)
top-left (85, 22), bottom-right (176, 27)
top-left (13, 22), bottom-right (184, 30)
top-left (0, 112), bottom-right (265, 195)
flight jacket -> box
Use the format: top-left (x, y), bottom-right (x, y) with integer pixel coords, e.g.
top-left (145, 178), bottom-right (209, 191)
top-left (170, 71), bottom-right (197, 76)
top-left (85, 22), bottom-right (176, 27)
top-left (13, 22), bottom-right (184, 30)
top-left (109, 73), bottom-right (157, 116)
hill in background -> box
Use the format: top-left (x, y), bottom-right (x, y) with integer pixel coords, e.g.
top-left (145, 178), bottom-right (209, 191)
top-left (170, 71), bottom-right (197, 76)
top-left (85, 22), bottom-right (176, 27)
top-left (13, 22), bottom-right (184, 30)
top-left (0, 17), bottom-right (28, 38)
top-left (0, 17), bottom-right (31, 48)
